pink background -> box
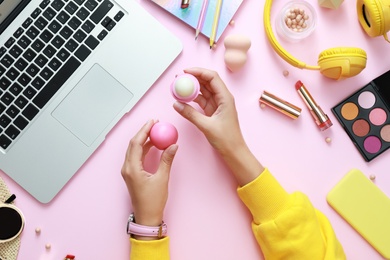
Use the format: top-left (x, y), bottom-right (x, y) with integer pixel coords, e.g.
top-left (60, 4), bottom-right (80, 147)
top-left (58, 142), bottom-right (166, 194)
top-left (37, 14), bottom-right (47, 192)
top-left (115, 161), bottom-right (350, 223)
top-left (1, 0), bottom-right (390, 259)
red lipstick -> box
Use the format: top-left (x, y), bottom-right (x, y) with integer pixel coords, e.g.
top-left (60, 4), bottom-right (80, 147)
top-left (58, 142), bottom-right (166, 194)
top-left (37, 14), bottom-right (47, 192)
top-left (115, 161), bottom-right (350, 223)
top-left (295, 80), bottom-right (332, 131)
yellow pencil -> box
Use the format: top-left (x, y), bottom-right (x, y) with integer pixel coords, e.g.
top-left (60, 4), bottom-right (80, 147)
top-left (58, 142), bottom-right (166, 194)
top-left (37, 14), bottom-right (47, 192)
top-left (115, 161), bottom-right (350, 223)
top-left (209, 0), bottom-right (222, 48)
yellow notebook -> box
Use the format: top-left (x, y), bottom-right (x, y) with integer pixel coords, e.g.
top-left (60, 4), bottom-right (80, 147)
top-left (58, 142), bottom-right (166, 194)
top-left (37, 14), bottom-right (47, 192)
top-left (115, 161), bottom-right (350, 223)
top-left (327, 169), bottom-right (390, 259)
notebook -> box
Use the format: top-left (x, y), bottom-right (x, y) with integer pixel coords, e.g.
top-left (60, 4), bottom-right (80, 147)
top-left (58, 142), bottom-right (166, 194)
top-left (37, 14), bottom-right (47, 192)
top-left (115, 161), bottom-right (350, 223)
top-left (151, 0), bottom-right (244, 42)
top-left (0, 0), bottom-right (182, 203)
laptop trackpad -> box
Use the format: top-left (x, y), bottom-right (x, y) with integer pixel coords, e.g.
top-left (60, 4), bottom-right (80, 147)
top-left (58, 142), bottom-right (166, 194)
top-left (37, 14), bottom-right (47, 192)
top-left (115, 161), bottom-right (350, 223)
top-left (52, 64), bottom-right (133, 146)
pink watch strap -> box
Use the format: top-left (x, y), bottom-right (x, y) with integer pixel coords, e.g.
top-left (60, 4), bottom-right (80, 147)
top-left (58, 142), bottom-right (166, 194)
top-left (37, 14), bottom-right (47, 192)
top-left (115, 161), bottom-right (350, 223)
top-left (127, 214), bottom-right (167, 238)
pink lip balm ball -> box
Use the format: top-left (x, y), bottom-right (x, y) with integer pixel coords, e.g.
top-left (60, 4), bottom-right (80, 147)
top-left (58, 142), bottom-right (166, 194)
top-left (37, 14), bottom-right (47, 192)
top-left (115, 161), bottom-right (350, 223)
top-left (150, 122), bottom-right (178, 150)
top-left (170, 73), bottom-right (200, 102)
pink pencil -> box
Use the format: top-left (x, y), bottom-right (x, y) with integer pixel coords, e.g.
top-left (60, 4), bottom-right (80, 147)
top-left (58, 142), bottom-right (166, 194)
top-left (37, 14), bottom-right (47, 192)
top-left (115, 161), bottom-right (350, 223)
top-left (195, 0), bottom-right (209, 40)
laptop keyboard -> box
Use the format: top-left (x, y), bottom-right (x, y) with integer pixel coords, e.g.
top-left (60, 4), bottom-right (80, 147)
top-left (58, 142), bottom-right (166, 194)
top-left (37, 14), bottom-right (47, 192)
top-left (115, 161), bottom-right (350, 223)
top-left (0, 0), bottom-right (124, 150)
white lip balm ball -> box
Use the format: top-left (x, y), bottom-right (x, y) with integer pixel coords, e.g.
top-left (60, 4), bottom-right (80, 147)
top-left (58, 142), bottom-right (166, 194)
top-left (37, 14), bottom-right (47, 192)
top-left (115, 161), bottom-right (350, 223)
top-left (170, 73), bottom-right (200, 102)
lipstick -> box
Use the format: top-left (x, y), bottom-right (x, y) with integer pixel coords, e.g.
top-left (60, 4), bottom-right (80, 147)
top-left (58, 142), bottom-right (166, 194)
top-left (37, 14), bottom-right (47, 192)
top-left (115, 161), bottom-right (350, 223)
top-left (259, 90), bottom-right (301, 119)
top-left (295, 80), bottom-right (332, 131)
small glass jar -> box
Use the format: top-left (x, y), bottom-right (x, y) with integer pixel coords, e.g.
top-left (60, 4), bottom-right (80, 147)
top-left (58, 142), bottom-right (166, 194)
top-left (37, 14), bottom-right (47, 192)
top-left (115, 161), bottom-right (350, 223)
top-left (276, 0), bottom-right (317, 43)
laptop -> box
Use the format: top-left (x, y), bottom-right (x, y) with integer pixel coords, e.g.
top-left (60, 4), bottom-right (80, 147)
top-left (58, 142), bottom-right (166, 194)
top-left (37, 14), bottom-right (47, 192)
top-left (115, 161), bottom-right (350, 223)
top-left (0, 0), bottom-right (182, 203)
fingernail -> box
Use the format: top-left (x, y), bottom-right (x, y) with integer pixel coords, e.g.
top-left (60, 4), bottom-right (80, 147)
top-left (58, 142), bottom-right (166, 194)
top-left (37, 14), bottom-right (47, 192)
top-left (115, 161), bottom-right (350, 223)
top-left (174, 101), bottom-right (185, 111)
top-left (167, 144), bottom-right (178, 155)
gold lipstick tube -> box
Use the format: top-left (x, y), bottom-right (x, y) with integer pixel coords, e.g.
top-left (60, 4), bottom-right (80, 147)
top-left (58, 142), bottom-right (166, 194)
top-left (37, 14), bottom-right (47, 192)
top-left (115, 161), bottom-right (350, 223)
top-left (259, 90), bottom-right (302, 119)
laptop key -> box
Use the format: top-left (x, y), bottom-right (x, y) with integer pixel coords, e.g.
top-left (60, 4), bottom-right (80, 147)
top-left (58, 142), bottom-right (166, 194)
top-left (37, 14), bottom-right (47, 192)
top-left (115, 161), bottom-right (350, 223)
top-left (15, 58), bottom-right (28, 71)
top-left (0, 47), bottom-right (6, 58)
top-left (85, 35), bottom-right (99, 50)
top-left (114, 11), bottom-right (124, 22)
top-left (1, 92), bottom-right (14, 106)
top-left (23, 48), bottom-right (37, 62)
top-left (74, 0), bottom-right (86, 5)
top-left (1, 54), bottom-right (14, 68)
top-left (33, 57), bottom-right (81, 109)
top-left (13, 27), bottom-right (25, 39)
top-left (17, 73), bottom-right (32, 86)
top-left (22, 103), bottom-right (39, 121)
top-left (40, 67), bottom-right (53, 80)
top-left (23, 86), bottom-right (37, 99)
top-left (22, 18), bottom-right (33, 29)
top-left (65, 39), bottom-right (79, 52)
top-left (56, 11), bottom-right (70, 24)
top-left (15, 96), bottom-right (29, 109)
top-left (59, 25), bottom-right (73, 39)
top-left (85, 0), bottom-right (98, 11)
top-left (31, 39), bottom-right (45, 53)
top-left (0, 114), bottom-right (11, 128)
top-left (6, 68), bottom-right (19, 81)
top-left (5, 125), bottom-right (20, 140)
top-left (48, 57), bottom-right (62, 71)
top-left (74, 44), bottom-right (91, 61)
top-left (5, 37), bottom-right (15, 48)
top-left (0, 134), bottom-right (12, 149)
top-left (76, 7), bottom-right (90, 21)
top-left (31, 76), bottom-right (45, 90)
top-left (40, 29), bottom-right (54, 43)
top-left (56, 48), bottom-right (70, 61)
top-left (26, 26), bottom-right (40, 40)
top-left (0, 65), bottom-right (5, 77)
top-left (10, 83), bottom-right (23, 96)
top-left (90, 0), bottom-right (113, 24)
top-left (68, 16), bottom-right (82, 30)
top-left (17, 36), bottom-right (32, 49)
top-left (9, 45), bottom-right (23, 59)
top-left (34, 17), bottom-right (48, 30)
top-left (39, 0), bottom-right (51, 9)
top-left (6, 105), bottom-right (20, 119)
top-left (97, 29), bottom-right (108, 40)
top-left (48, 20), bottom-right (62, 34)
top-left (34, 54), bottom-right (49, 68)
top-left (73, 29), bottom-right (87, 43)
top-left (51, 35), bottom-right (65, 48)
top-left (43, 45), bottom-right (56, 58)
top-left (0, 77), bottom-right (11, 90)
top-left (51, 0), bottom-right (65, 11)
top-left (31, 8), bottom-right (42, 19)
top-left (25, 66), bottom-right (39, 83)
top-left (43, 7), bottom-right (56, 21)
top-left (0, 103), bottom-right (5, 114)
top-left (82, 20), bottom-right (95, 33)
top-left (65, 2), bottom-right (78, 15)
top-left (14, 115), bottom-right (29, 130)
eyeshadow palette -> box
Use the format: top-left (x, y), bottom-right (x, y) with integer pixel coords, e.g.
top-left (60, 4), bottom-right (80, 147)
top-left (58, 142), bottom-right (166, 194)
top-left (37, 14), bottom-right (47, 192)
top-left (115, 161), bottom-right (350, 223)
top-left (332, 70), bottom-right (390, 162)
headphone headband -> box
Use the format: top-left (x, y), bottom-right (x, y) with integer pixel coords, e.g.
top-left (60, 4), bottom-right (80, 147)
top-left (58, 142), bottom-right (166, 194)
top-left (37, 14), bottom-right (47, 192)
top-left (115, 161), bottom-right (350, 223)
top-left (263, 0), bottom-right (320, 70)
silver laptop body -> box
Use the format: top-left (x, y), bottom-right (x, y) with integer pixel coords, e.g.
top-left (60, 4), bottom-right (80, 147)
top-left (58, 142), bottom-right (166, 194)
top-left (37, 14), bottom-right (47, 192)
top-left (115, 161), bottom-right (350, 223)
top-left (0, 0), bottom-right (182, 203)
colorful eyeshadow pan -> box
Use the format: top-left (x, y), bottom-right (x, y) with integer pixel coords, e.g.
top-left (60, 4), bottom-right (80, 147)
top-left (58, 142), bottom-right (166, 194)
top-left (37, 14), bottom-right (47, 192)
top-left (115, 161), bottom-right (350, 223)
top-left (332, 70), bottom-right (390, 161)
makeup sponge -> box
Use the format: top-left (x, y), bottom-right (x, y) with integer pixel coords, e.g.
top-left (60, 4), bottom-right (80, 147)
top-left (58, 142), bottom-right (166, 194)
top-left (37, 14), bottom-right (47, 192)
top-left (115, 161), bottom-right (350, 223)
top-left (170, 73), bottom-right (200, 102)
top-left (224, 34), bottom-right (251, 72)
top-left (150, 122), bottom-right (178, 150)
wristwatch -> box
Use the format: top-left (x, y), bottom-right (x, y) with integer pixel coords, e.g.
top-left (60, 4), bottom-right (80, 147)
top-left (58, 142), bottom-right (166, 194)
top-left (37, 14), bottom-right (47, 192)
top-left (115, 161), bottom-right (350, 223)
top-left (127, 213), bottom-right (167, 238)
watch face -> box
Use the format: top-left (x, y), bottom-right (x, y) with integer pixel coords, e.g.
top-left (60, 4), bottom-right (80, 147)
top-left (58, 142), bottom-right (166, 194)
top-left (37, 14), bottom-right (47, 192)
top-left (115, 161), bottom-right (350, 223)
top-left (0, 204), bottom-right (25, 242)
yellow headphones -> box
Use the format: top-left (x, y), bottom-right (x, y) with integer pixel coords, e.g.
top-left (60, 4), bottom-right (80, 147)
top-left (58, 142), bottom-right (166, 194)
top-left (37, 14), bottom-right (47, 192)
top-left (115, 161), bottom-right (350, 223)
top-left (357, 0), bottom-right (390, 42)
top-left (264, 0), bottom-right (368, 80)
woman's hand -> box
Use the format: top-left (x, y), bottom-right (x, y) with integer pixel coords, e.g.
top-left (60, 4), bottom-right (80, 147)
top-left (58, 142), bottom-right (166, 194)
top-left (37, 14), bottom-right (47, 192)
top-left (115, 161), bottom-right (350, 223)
top-left (173, 68), bottom-right (264, 186)
top-left (121, 120), bottom-right (178, 233)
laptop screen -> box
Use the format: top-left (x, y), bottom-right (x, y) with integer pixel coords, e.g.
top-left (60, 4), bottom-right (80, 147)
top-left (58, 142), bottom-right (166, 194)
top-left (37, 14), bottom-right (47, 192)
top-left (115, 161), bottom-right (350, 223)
top-left (0, 0), bottom-right (29, 34)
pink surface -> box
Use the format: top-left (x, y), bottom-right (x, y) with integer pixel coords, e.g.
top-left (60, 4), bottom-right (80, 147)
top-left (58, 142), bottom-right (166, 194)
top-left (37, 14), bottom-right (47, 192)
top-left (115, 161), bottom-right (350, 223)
top-left (2, 0), bottom-right (390, 259)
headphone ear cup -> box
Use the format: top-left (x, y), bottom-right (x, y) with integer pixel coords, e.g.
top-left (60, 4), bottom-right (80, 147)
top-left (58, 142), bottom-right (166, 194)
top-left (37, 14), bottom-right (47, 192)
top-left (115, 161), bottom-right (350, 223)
top-left (357, 0), bottom-right (385, 37)
top-left (318, 47), bottom-right (367, 80)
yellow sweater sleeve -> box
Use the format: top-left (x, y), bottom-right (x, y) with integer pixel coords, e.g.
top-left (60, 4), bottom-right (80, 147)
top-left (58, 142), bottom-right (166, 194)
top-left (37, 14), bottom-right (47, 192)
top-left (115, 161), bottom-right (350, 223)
top-left (130, 237), bottom-right (170, 260)
top-left (237, 168), bottom-right (346, 260)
